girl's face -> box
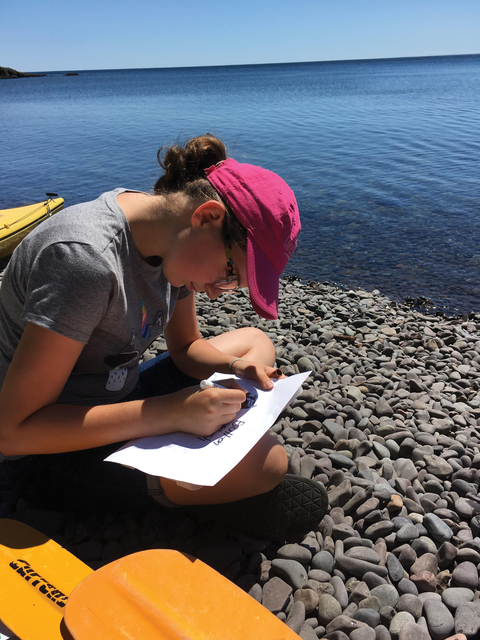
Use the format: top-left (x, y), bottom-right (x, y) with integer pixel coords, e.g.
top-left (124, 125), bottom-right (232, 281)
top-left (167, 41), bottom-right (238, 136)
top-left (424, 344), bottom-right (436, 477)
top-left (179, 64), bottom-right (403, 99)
top-left (162, 203), bottom-right (247, 300)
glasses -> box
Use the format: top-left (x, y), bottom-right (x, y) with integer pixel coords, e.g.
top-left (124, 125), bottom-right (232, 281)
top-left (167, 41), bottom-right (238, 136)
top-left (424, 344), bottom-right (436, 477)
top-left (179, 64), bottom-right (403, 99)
top-left (212, 243), bottom-right (239, 292)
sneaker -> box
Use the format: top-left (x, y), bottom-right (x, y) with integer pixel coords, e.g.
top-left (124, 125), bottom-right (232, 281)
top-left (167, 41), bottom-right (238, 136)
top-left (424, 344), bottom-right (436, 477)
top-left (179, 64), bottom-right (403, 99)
top-left (187, 475), bottom-right (328, 541)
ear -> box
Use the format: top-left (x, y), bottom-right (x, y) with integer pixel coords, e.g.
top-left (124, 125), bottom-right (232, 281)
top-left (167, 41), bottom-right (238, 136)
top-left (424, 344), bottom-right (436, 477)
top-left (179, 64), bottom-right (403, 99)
top-left (190, 201), bottom-right (226, 228)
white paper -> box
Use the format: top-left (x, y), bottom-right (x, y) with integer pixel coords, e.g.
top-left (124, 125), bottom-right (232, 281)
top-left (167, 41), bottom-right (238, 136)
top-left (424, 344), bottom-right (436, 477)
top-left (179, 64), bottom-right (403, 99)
top-left (105, 371), bottom-right (310, 486)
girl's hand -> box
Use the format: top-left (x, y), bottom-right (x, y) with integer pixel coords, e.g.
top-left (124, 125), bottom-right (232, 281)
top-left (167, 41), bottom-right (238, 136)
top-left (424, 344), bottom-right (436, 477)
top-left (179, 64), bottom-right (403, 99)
top-left (230, 360), bottom-right (286, 390)
top-left (161, 383), bottom-right (246, 438)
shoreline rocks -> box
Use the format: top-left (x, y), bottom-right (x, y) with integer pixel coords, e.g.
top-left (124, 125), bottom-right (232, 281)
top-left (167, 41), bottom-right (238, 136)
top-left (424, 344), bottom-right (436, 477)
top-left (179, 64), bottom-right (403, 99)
top-left (0, 66), bottom-right (46, 79)
top-left (1, 271), bottom-right (480, 640)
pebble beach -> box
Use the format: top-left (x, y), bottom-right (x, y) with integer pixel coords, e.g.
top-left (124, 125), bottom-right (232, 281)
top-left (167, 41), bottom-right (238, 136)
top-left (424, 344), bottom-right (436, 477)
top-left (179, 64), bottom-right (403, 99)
top-left (1, 263), bottom-right (480, 640)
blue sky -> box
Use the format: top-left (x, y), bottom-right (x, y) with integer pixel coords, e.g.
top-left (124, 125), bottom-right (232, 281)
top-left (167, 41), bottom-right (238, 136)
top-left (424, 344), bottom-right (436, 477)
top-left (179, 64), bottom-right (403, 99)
top-left (2, 0), bottom-right (479, 72)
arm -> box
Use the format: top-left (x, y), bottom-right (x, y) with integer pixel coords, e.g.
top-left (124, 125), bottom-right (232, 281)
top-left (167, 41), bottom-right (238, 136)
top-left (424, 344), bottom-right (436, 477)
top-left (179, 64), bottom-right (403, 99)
top-left (164, 294), bottom-right (237, 378)
top-left (164, 295), bottom-right (283, 388)
top-left (0, 323), bottom-right (245, 456)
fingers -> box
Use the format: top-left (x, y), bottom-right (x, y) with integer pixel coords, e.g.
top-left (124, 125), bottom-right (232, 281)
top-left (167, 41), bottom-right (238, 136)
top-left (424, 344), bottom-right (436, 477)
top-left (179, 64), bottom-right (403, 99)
top-left (197, 386), bottom-right (246, 415)
top-left (255, 366), bottom-right (285, 390)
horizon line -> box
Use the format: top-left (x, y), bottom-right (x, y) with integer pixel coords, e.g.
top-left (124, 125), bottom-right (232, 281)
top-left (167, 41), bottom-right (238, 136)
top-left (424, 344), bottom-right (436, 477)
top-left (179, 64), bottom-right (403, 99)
top-left (19, 51), bottom-right (480, 75)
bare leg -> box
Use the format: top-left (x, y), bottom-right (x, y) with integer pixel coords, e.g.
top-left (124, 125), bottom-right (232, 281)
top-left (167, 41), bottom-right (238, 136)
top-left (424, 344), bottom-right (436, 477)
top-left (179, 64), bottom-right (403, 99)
top-left (160, 432), bottom-right (287, 505)
top-left (160, 326), bottom-right (286, 505)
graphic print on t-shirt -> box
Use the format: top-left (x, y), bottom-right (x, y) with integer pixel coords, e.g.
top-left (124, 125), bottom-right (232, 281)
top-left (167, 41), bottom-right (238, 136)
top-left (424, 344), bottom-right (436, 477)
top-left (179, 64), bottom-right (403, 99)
top-left (106, 368), bottom-right (128, 391)
top-left (141, 298), bottom-right (149, 339)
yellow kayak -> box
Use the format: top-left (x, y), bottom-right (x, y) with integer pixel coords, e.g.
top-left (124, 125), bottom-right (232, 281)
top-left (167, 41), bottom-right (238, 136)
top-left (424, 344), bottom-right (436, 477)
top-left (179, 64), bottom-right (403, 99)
top-left (0, 194), bottom-right (64, 258)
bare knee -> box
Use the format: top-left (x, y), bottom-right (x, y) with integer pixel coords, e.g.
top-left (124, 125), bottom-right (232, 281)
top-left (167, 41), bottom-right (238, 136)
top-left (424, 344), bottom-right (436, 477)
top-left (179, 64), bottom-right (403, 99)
top-left (240, 327), bottom-right (276, 366)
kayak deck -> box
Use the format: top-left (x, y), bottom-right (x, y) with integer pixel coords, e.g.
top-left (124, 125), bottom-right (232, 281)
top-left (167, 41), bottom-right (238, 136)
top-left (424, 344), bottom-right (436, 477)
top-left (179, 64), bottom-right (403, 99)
top-left (0, 197), bottom-right (64, 258)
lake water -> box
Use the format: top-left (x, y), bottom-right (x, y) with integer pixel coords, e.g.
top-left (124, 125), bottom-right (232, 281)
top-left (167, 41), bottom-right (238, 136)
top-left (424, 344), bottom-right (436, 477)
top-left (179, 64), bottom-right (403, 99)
top-left (1, 55), bottom-right (479, 315)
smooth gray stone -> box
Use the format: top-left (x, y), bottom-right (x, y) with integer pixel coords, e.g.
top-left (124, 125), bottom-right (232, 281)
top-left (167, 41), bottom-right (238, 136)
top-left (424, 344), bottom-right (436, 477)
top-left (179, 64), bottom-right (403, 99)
top-left (451, 561), bottom-right (479, 590)
top-left (395, 523), bottom-right (419, 543)
top-left (318, 594), bottom-right (342, 625)
top-left (344, 537), bottom-right (374, 550)
top-left (299, 621), bottom-right (318, 640)
top-left (398, 546), bottom-right (417, 569)
top-left (363, 572), bottom-right (387, 590)
top-left (262, 576), bottom-right (293, 613)
top-left (415, 523), bottom-right (429, 537)
top-left (398, 622), bottom-right (430, 640)
top-left (343, 490), bottom-right (368, 516)
top-left (330, 575), bottom-right (349, 609)
top-left (370, 585), bottom-right (399, 610)
top-left (326, 615), bottom-right (369, 635)
top-left (455, 601), bottom-right (480, 637)
top-left (389, 612), bottom-right (415, 639)
top-left (297, 356), bottom-right (316, 373)
top-left (349, 580), bottom-right (371, 603)
top-left (294, 588), bottom-right (319, 615)
top-left (456, 548), bottom-right (480, 564)
top-left (277, 542), bottom-right (312, 564)
top-left (410, 553), bottom-right (438, 576)
top-left (328, 480), bottom-right (353, 508)
top-left (350, 627), bottom-right (375, 640)
top-left (442, 587), bottom-right (474, 609)
top-left (412, 536), bottom-right (438, 556)
top-left (336, 555), bottom-right (388, 579)
top-left (330, 453), bottom-right (355, 468)
top-left (332, 523), bottom-right (357, 541)
top-left (344, 602), bottom-right (360, 619)
top-left (422, 513), bottom-right (453, 542)
top-left (312, 550), bottom-right (335, 573)
top-left (375, 398), bottom-right (394, 418)
top-left (364, 510), bottom-right (383, 526)
top-left (364, 521), bottom-right (395, 540)
top-left (386, 552), bottom-right (404, 583)
top-left (354, 608), bottom-right (381, 629)
top-left (417, 592), bottom-right (441, 604)
top-left (374, 625), bottom-right (391, 640)
top-left (351, 628), bottom-right (376, 640)
top-left (436, 541), bottom-right (457, 569)
top-left (373, 442), bottom-right (391, 459)
top-left (271, 558), bottom-right (308, 590)
top-left (286, 599), bottom-right (306, 634)
top-left (359, 596), bottom-right (381, 612)
top-left (308, 569), bottom-right (331, 582)
top-left (397, 579), bottom-right (418, 596)
top-left (379, 606), bottom-right (396, 627)
top-left (423, 599), bottom-right (455, 640)
top-left (396, 594), bottom-right (423, 620)
top-left (456, 497), bottom-right (480, 519)
top-left (393, 459), bottom-right (418, 482)
top-left (345, 547), bottom-right (381, 564)
top-left (323, 631), bottom-right (349, 640)
top-left (424, 454), bottom-right (454, 478)
top-left (392, 517), bottom-right (413, 531)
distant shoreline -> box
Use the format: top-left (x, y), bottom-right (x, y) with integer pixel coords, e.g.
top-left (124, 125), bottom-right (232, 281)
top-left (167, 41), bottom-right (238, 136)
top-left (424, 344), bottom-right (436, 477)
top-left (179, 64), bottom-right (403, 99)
top-left (8, 52), bottom-right (480, 76)
top-left (0, 66), bottom-right (46, 79)
top-left (0, 66), bottom-right (79, 79)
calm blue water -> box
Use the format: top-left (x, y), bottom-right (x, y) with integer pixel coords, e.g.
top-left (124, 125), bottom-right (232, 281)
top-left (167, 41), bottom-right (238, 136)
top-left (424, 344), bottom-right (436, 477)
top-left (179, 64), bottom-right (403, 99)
top-left (1, 56), bottom-right (479, 315)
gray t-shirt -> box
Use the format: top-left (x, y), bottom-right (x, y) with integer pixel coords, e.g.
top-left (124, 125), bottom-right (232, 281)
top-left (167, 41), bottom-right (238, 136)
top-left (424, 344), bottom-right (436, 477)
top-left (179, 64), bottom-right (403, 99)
top-left (0, 188), bottom-right (191, 406)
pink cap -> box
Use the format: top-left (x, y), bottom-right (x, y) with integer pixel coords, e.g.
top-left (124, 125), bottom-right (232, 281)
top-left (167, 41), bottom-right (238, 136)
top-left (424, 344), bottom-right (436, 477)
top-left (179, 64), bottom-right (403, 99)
top-left (205, 159), bottom-right (300, 320)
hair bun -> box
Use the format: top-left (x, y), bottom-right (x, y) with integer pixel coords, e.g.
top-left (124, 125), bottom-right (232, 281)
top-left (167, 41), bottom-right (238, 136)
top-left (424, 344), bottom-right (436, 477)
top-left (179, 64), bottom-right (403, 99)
top-left (155, 134), bottom-right (227, 193)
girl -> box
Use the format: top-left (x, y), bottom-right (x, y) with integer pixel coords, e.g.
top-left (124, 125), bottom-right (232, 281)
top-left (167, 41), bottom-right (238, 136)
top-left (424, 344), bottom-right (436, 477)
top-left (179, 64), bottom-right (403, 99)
top-left (0, 134), bottom-right (327, 539)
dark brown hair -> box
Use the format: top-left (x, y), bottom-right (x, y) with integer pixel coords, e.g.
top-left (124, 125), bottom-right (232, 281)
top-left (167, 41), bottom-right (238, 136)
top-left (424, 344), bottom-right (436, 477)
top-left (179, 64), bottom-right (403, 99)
top-left (154, 134), bottom-right (247, 249)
